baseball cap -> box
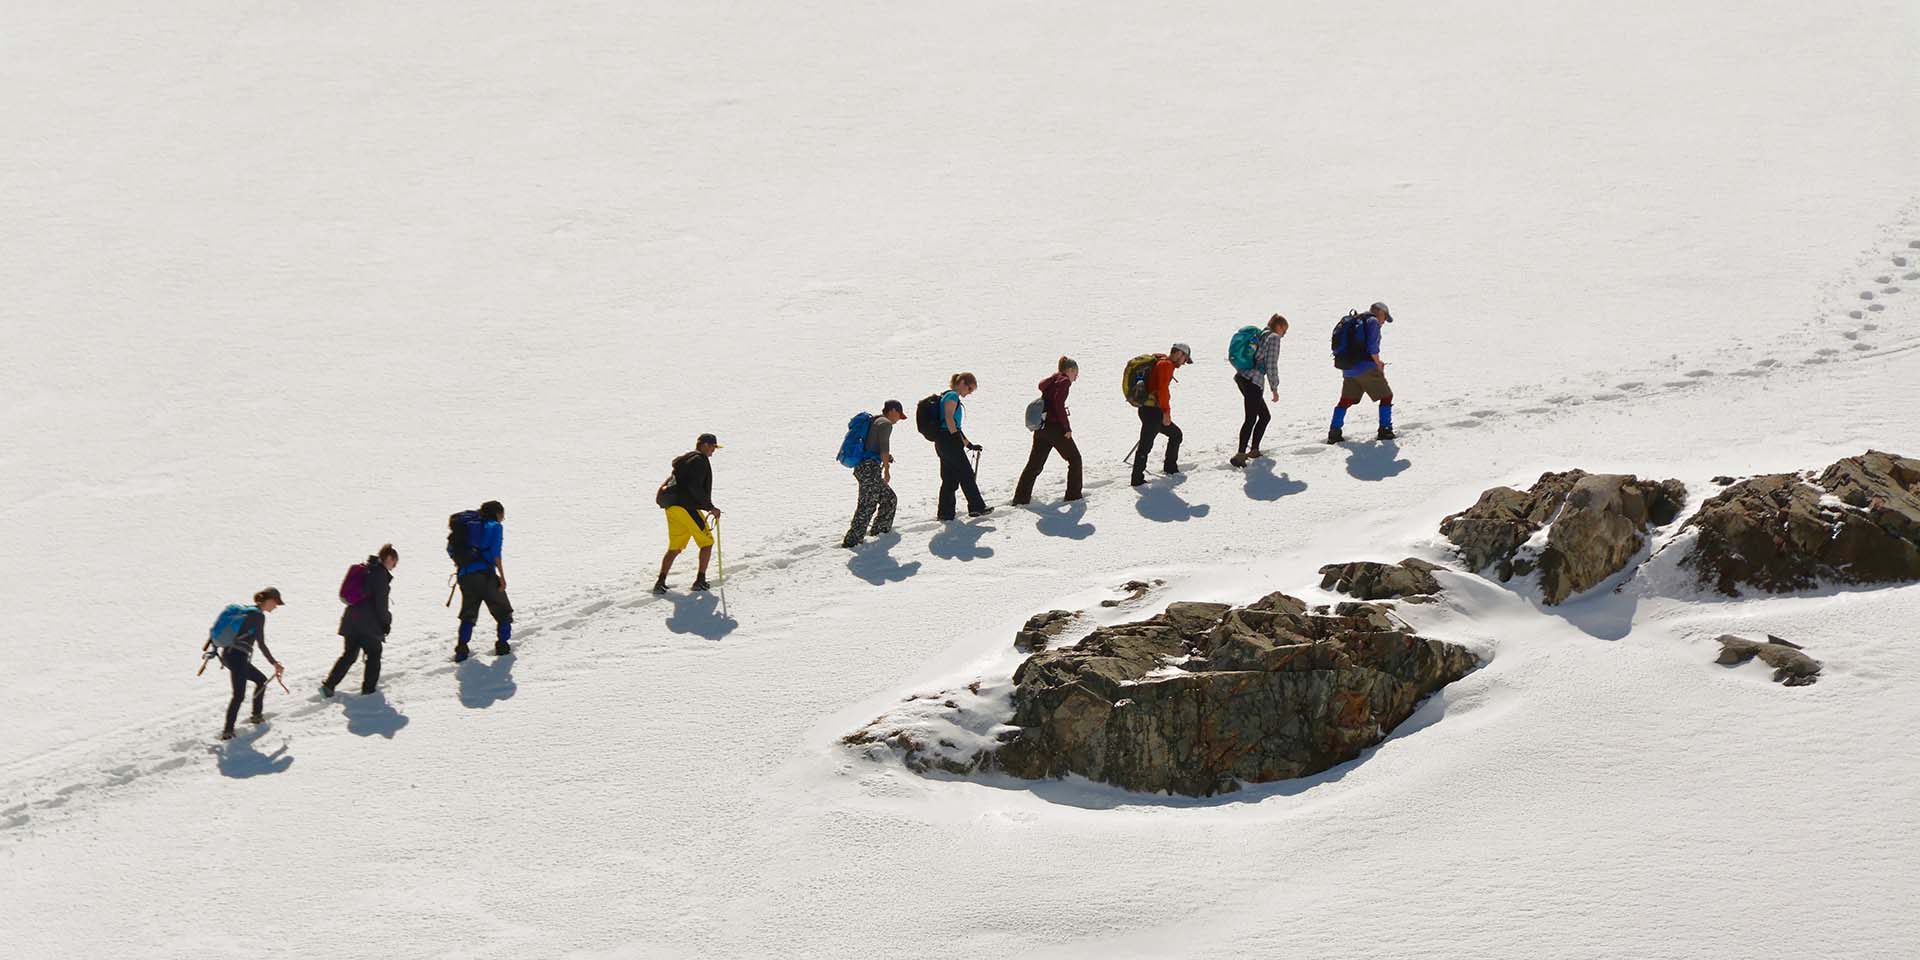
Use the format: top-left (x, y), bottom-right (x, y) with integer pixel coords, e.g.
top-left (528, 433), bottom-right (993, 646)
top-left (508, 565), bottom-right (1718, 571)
top-left (882, 399), bottom-right (904, 415)
top-left (1171, 342), bottom-right (1194, 358)
top-left (1371, 301), bottom-right (1395, 322)
top-left (697, 433), bottom-right (722, 448)
top-left (257, 587), bottom-right (285, 604)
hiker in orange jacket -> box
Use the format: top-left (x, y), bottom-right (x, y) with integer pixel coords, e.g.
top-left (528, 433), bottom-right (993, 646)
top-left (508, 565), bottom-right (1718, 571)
top-left (1131, 343), bottom-right (1191, 486)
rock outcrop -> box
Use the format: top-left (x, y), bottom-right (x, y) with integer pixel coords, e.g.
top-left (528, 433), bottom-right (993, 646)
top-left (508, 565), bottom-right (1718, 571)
top-left (1715, 634), bottom-right (1821, 686)
top-left (1013, 610), bottom-right (1079, 652)
top-left (987, 594), bottom-right (1478, 796)
top-left (1682, 451), bottom-right (1920, 595)
top-left (1440, 470), bottom-right (1686, 604)
top-left (1318, 558), bottom-right (1445, 600)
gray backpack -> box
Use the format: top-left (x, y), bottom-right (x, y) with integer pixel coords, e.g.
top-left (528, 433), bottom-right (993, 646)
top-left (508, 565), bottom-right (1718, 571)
top-left (1024, 396), bottom-right (1046, 432)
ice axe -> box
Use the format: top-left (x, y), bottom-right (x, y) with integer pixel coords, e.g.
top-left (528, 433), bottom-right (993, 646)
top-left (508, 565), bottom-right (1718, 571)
top-left (713, 516), bottom-right (729, 621)
top-left (445, 572), bottom-right (458, 608)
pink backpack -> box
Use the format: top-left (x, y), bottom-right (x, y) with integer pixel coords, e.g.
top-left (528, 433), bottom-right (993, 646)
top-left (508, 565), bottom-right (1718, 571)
top-left (339, 563), bottom-right (371, 606)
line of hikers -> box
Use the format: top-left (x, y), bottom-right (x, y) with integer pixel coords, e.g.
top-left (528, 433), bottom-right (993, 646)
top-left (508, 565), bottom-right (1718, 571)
top-left (199, 305), bottom-right (1396, 737)
top-left (832, 303), bottom-right (1398, 545)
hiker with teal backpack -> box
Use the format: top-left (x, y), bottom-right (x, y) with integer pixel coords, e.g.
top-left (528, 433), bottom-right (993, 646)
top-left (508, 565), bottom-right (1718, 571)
top-left (448, 501), bottom-right (512, 662)
top-left (202, 588), bottom-right (286, 740)
top-left (840, 400), bottom-right (906, 549)
top-left (1327, 301), bottom-right (1396, 443)
top-left (322, 544), bottom-right (397, 697)
top-left (1012, 357), bottom-right (1082, 505)
top-left (1229, 315), bottom-right (1289, 467)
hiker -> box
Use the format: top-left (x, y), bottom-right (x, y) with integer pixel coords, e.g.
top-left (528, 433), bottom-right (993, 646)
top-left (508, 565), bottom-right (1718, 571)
top-left (1231, 315), bottom-right (1289, 468)
top-left (1013, 357), bottom-right (1083, 505)
top-left (655, 433), bottom-right (723, 593)
top-left (215, 588), bottom-right (285, 740)
top-left (323, 544), bottom-right (396, 697)
top-left (450, 501), bottom-right (512, 662)
top-left (1328, 301), bottom-right (1395, 443)
top-left (935, 373), bottom-right (991, 520)
top-left (1131, 343), bottom-right (1191, 486)
top-left (842, 400), bottom-right (905, 549)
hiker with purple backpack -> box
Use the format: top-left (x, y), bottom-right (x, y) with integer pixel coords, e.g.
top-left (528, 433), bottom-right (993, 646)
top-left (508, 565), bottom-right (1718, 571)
top-left (322, 544), bottom-right (397, 697)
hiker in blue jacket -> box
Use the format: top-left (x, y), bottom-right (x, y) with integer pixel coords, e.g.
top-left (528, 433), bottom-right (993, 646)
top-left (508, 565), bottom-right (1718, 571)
top-left (1328, 302), bottom-right (1396, 443)
top-left (454, 501), bottom-right (512, 662)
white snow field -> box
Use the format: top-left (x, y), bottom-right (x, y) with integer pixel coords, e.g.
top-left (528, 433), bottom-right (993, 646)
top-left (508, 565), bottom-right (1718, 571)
top-left (4, 1), bottom-right (1919, 957)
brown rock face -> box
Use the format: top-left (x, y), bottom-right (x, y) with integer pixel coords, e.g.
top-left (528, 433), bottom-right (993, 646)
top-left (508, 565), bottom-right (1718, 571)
top-left (1013, 610), bottom-right (1080, 652)
top-left (1682, 451), bottom-right (1920, 595)
top-left (1439, 470), bottom-right (1686, 604)
top-left (1715, 634), bottom-right (1821, 686)
top-left (1318, 558), bottom-right (1445, 600)
top-left (988, 596), bottom-right (1478, 797)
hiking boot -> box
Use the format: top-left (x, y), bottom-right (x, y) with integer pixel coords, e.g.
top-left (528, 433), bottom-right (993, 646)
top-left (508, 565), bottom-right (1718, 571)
top-left (1130, 474), bottom-right (1147, 487)
top-left (1247, 448), bottom-right (1264, 459)
top-left (319, 683), bottom-right (335, 699)
top-left (494, 639), bottom-right (512, 657)
top-left (652, 578), bottom-right (668, 595)
top-left (842, 537), bottom-right (861, 550)
top-left (869, 525), bottom-right (891, 537)
top-left (691, 577), bottom-right (711, 592)
top-left (453, 643), bottom-right (472, 663)
top-left (1229, 453), bottom-right (1249, 468)
top-left (1326, 428), bottom-right (1344, 444)
top-left (219, 729), bottom-right (235, 741)
top-left (248, 712), bottom-right (264, 725)
top-left (968, 506), bottom-right (995, 518)
top-left (1164, 465), bottom-right (1181, 476)
top-left (1377, 426), bottom-right (1396, 441)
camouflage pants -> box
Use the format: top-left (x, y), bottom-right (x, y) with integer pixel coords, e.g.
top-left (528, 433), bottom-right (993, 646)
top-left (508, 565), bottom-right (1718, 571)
top-left (845, 459), bottom-right (896, 546)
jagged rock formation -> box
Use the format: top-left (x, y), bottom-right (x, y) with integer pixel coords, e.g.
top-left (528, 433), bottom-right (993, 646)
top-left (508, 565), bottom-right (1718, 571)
top-left (985, 594), bottom-right (1479, 796)
top-left (1318, 558), bottom-right (1445, 600)
top-left (1013, 610), bottom-right (1079, 652)
top-left (1715, 634), bottom-right (1821, 686)
top-left (1440, 470), bottom-right (1686, 604)
top-left (1682, 451), bottom-right (1920, 595)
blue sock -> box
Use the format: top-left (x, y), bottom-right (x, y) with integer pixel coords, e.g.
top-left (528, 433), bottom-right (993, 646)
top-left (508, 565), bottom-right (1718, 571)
top-left (458, 620), bottom-right (475, 646)
top-left (1331, 405), bottom-right (1349, 430)
top-left (1379, 403), bottom-right (1393, 429)
top-left (498, 622), bottom-right (512, 643)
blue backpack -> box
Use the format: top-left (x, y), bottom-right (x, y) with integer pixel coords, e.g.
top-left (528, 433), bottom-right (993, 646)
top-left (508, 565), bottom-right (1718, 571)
top-left (1228, 325), bottom-right (1263, 371)
top-left (208, 604), bottom-right (256, 651)
top-left (1331, 312), bottom-right (1370, 370)
top-left (836, 412), bottom-right (879, 468)
top-left (447, 510), bottom-right (488, 567)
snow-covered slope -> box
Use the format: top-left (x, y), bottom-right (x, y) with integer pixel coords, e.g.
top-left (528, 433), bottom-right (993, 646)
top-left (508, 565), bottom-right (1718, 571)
top-left (4, 2), bottom-right (1918, 958)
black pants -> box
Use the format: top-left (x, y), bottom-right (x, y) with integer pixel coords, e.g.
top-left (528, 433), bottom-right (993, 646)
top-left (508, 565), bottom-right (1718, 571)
top-left (223, 648), bottom-right (267, 734)
top-left (324, 632), bottom-right (383, 694)
top-left (1013, 424), bottom-right (1083, 504)
top-left (458, 570), bottom-right (514, 625)
top-left (935, 434), bottom-right (987, 520)
top-left (1132, 406), bottom-right (1183, 481)
top-left (1235, 374), bottom-right (1271, 455)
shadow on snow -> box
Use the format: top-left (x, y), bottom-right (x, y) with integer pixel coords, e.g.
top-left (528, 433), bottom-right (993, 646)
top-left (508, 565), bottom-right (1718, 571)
top-left (1244, 460), bottom-right (1309, 501)
top-left (340, 691), bottom-right (410, 739)
top-left (457, 653), bottom-right (518, 708)
top-left (664, 590), bottom-right (740, 639)
top-left (929, 521), bottom-right (996, 561)
top-left (1134, 475), bottom-right (1210, 522)
top-left (1031, 500), bottom-right (1095, 540)
top-left (1345, 440), bottom-right (1412, 481)
top-left (215, 728), bottom-right (294, 779)
top-left (847, 532), bottom-right (922, 584)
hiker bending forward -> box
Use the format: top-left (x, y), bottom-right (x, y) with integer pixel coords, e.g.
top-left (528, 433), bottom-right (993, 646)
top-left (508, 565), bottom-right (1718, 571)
top-left (218, 588), bottom-right (285, 740)
top-left (656, 433), bottom-right (723, 593)
top-left (844, 401), bottom-right (905, 548)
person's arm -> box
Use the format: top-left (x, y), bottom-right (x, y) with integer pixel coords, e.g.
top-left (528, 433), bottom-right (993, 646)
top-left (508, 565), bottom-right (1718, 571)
top-left (943, 397), bottom-right (959, 435)
top-left (1263, 334), bottom-right (1281, 401)
top-left (249, 613), bottom-right (282, 673)
top-left (1153, 361), bottom-right (1173, 422)
top-left (490, 524), bottom-right (507, 589)
top-left (373, 568), bottom-right (393, 634)
top-left (1046, 378), bottom-right (1072, 435)
top-left (1369, 320), bottom-right (1384, 369)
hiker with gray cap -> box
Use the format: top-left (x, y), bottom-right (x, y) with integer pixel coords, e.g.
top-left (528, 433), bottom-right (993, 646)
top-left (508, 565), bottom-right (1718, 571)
top-left (1327, 302), bottom-right (1397, 443)
top-left (1131, 343), bottom-right (1191, 486)
top-left (841, 400), bottom-right (907, 549)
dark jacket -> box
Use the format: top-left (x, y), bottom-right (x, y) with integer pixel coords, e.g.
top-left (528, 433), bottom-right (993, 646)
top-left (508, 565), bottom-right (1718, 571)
top-left (669, 451), bottom-right (716, 529)
top-left (339, 557), bottom-right (394, 638)
top-left (1038, 373), bottom-right (1073, 433)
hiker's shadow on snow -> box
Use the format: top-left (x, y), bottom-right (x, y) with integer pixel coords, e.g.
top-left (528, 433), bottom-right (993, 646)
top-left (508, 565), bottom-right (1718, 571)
top-left (1135, 476), bottom-right (1210, 523)
top-left (457, 654), bottom-right (518, 709)
top-left (1032, 500), bottom-right (1095, 540)
top-left (1345, 441), bottom-right (1411, 481)
top-left (215, 730), bottom-right (294, 779)
top-left (929, 521), bottom-right (996, 561)
top-left (341, 692), bottom-right (409, 739)
top-left (1244, 461), bottom-right (1308, 502)
top-left (665, 591), bottom-right (739, 640)
top-left (847, 533), bottom-right (922, 584)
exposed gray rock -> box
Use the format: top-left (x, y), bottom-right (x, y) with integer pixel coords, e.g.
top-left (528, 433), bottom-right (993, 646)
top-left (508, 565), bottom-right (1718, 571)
top-left (1682, 451), bottom-right (1920, 595)
top-left (1439, 470), bottom-right (1686, 604)
top-left (1318, 557), bottom-right (1445, 599)
top-left (1014, 610), bottom-right (1079, 652)
top-left (1715, 634), bottom-right (1821, 686)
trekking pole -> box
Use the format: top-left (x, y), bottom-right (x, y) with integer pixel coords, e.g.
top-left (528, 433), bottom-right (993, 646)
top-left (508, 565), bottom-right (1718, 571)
top-left (971, 447), bottom-right (981, 476)
top-left (445, 573), bottom-right (457, 608)
top-left (714, 517), bottom-right (729, 620)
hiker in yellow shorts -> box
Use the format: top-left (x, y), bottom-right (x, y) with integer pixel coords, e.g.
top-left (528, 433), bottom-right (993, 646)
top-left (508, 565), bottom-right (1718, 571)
top-left (654, 433), bottom-right (723, 594)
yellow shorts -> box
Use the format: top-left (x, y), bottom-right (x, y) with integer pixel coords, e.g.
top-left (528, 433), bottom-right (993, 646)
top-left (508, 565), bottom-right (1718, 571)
top-left (665, 506), bottom-right (714, 551)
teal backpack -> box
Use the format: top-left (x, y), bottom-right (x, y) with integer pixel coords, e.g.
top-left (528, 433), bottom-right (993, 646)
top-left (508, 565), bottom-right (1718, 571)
top-left (1228, 325), bottom-right (1263, 371)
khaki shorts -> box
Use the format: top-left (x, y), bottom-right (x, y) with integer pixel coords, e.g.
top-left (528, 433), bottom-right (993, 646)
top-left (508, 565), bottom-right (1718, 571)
top-left (1340, 368), bottom-right (1393, 403)
top-left (665, 506), bottom-right (714, 551)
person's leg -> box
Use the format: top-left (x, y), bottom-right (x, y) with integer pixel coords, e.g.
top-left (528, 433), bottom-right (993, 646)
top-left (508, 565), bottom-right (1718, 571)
top-left (936, 440), bottom-right (961, 519)
top-left (1250, 387), bottom-right (1272, 454)
top-left (1132, 407), bottom-right (1158, 483)
top-left (846, 460), bottom-right (881, 545)
top-left (1163, 421), bottom-right (1184, 473)
top-left (361, 635), bottom-right (383, 694)
top-left (660, 507), bottom-right (695, 585)
top-left (957, 445), bottom-right (988, 513)
top-left (689, 520), bottom-right (717, 586)
top-left (247, 662), bottom-right (268, 722)
top-left (224, 651), bottom-right (248, 734)
top-left (1059, 434), bottom-right (1084, 500)
top-left (696, 545), bottom-right (713, 580)
top-left (872, 482), bottom-right (897, 536)
top-left (1330, 376), bottom-right (1361, 439)
top-left (1012, 430), bottom-right (1051, 505)
top-left (1367, 370), bottom-right (1395, 432)
top-left (484, 574), bottom-right (515, 652)
top-left (323, 635), bottom-right (358, 691)
top-left (658, 550), bottom-right (680, 581)
top-left (1236, 375), bottom-right (1261, 455)
top-left (457, 572), bottom-right (485, 653)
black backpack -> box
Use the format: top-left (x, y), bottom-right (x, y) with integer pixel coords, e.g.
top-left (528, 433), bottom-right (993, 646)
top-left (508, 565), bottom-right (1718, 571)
top-left (914, 393), bottom-right (944, 442)
top-left (446, 510), bottom-right (487, 568)
top-left (1331, 312), bottom-right (1370, 370)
